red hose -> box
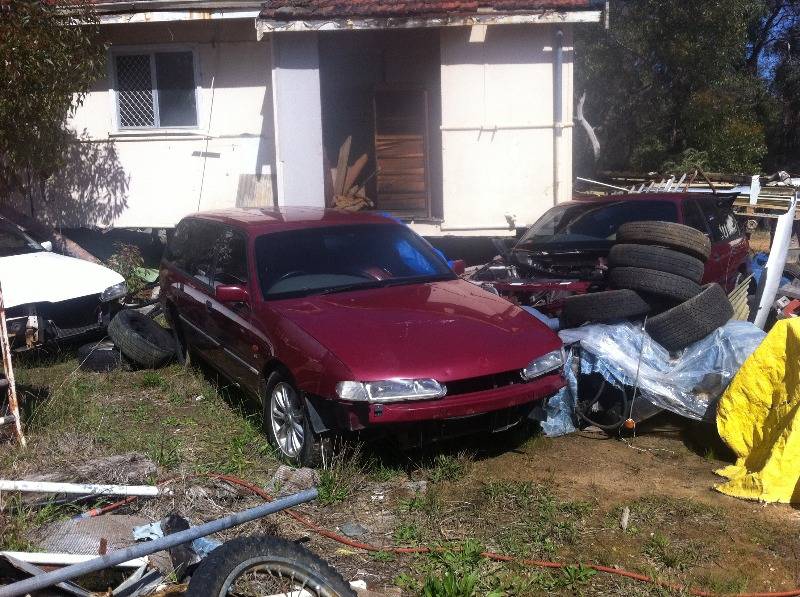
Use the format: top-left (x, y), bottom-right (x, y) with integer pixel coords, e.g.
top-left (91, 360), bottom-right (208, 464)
top-left (213, 474), bottom-right (800, 597)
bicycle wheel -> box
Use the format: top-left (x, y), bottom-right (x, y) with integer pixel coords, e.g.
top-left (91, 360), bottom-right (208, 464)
top-left (185, 536), bottom-right (356, 597)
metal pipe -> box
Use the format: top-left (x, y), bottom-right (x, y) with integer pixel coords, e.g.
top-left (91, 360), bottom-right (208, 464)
top-left (0, 480), bottom-right (168, 497)
top-left (575, 177), bottom-right (629, 192)
top-left (440, 122), bottom-right (574, 132)
top-left (552, 28), bottom-right (564, 207)
top-left (0, 488), bottom-right (318, 597)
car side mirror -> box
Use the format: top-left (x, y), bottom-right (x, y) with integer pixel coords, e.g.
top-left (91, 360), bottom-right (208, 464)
top-left (450, 259), bottom-right (466, 276)
top-left (216, 285), bottom-right (249, 303)
top-left (40, 240), bottom-right (52, 252)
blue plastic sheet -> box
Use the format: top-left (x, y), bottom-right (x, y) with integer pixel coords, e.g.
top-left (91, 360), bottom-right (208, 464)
top-left (558, 320), bottom-right (765, 422)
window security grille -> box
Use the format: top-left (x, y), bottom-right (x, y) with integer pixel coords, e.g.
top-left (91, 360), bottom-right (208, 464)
top-left (114, 51), bottom-right (198, 129)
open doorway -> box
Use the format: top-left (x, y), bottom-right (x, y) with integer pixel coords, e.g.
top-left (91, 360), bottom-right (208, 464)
top-left (319, 29), bottom-right (442, 220)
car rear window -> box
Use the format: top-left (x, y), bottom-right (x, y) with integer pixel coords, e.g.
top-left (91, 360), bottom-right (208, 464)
top-left (517, 200), bottom-right (679, 248)
top-left (255, 224), bottom-right (454, 300)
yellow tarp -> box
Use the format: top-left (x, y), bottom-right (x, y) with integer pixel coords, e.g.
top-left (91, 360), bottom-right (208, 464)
top-left (715, 318), bottom-right (800, 504)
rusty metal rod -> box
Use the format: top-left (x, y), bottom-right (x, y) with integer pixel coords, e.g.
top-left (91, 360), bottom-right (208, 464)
top-left (0, 488), bottom-right (318, 597)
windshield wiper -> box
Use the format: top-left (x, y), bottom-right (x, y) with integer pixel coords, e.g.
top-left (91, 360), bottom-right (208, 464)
top-left (314, 281), bottom-right (386, 296)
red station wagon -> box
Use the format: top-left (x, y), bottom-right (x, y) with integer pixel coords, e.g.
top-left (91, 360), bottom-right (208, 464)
top-left (161, 208), bottom-right (565, 464)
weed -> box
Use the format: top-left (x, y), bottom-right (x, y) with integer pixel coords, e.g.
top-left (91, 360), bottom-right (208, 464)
top-left (560, 564), bottom-right (597, 587)
top-left (645, 532), bottom-right (700, 571)
top-left (371, 551), bottom-right (396, 563)
top-left (422, 569), bottom-right (481, 597)
top-left (363, 455), bottom-right (402, 482)
top-left (397, 490), bottom-right (440, 516)
top-left (148, 436), bottom-right (182, 469)
top-left (106, 243), bottom-right (145, 295)
top-left (317, 468), bottom-right (350, 505)
top-left (428, 453), bottom-right (469, 483)
top-left (139, 371), bottom-right (166, 389)
top-left (394, 522), bottom-right (421, 544)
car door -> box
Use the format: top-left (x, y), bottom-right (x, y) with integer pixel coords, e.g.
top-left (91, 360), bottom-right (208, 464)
top-left (168, 219), bottom-right (220, 362)
top-left (698, 196), bottom-right (747, 291)
top-left (206, 226), bottom-right (261, 391)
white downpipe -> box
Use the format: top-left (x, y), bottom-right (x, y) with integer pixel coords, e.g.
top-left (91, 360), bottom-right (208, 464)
top-left (1, 552), bottom-right (148, 569)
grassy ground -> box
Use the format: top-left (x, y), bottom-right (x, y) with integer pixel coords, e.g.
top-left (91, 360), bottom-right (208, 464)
top-left (1, 350), bottom-right (799, 595)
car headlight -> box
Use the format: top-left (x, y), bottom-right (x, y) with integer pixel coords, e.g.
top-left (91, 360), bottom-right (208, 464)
top-left (521, 349), bottom-right (564, 381)
top-left (101, 281), bottom-right (128, 302)
top-left (336, 379), bottom-right (446, 403)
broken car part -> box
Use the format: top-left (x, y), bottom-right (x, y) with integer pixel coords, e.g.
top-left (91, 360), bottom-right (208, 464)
top-left (185, 535), bottom-right (356, 597)
top-left (0, 488), bottom-right (318, 597)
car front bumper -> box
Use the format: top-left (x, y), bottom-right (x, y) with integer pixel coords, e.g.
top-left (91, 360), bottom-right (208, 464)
top-left (307, 371), bottom-right (564, 436)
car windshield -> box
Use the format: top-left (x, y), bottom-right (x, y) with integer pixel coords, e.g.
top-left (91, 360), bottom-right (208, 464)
top-left (256, 224), bottom-right (455, 299)
top-left (0, 221), bottom-right (44, 257)
top-left (516, 200), bottom-right (678, 248)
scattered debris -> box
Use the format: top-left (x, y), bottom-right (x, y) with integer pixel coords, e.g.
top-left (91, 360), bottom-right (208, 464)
top-left (33, 514), bottom-right (149, 558)
top-left (620, 506), bottom-right (630, 531)
top-left (0, 553), bottom-right (91, 596)
top-left (268, 465), bottom-right (320, 497)
top-left (340, 522), bottom-right (370, 538)
top-left (0, 489), bottom-right (318, 597)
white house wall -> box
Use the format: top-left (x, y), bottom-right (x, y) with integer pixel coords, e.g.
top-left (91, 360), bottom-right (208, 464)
top-left (420, 24), bottom-right (573, 237)
top-left (31, 19), bottom-right (276, 229)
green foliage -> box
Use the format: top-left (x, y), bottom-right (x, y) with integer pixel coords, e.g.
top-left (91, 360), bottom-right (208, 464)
top-left (575, 0), bottom-right (777, 174)
top-left (0, 0), bottom-right (105, 196)
top-left (106, 243), bottom-right (146, 295)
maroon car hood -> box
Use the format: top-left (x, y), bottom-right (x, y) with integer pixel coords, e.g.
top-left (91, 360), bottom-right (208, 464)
top-left (269, 279), bottom-right (562, 382)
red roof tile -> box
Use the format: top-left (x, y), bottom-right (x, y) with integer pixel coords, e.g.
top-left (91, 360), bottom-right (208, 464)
top-left (261, 0), bottom-right (601, 20)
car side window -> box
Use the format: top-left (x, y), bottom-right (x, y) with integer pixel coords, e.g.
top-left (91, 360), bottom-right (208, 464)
top-left (700, 199), bottom-right (741, 242)
top-left (213, 228), bottom-right (248, 286)
top-left (682, 200), bottom-right (709, 235)
top-left (169, 220), bottom-right (218, 286)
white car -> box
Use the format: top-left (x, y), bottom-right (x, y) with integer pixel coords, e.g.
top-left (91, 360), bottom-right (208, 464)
top-left (0, 218), bottom-right (127, 350)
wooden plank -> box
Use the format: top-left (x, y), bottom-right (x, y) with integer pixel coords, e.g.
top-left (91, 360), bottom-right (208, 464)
top-left (333, 135), bottom-right (352, 197)
top-left (343, 153), bottom-right (368, 193)
top-left (377, 178), bottom-right (427, 194)
top-left (0, 281), bottom-right (25, 447)
top-left (377, 157), bottom-right (424, 173)
top-left (377, 194), bottom-right (428, 211)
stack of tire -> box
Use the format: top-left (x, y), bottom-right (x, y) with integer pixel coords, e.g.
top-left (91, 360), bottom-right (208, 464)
top-left (560, 221), bottom-right (734, 352)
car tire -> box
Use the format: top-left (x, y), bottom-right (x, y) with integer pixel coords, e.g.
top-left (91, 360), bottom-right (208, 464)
top-left (560, 290), bottom-right (650, 329)
top-left (77, 340), bottom-right (125, 372)
top-left (646, 283), bottom-right (734, 352)
top-left (609, 244), bottom-right (705, 283)
top-left (609, 267), bottom-right (702, 302)
top-left (108, 309), bottom-right (176, 369)
top-left (262, 371), bottom-right (323, 467)
top-left (616, 221), bottom-right (711, 262)
top-left (185, 536), bottom-right (356, 597)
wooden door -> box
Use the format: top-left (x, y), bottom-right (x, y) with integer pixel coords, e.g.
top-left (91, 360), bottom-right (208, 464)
top-left (373, 88), bottom-right (430, 217)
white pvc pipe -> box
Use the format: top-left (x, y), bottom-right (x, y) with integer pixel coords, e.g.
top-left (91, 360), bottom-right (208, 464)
top-left (0, 480), bottom-right (168, 497)
top-left (1, 552), bottom-right (147, 569)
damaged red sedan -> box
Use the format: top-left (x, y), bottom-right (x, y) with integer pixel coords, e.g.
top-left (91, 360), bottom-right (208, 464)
top-left (161, 208), bottom-right (564, 465)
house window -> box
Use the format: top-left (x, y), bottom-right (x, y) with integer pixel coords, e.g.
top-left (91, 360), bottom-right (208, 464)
top-left (114, 51), bottom-right (198, 129)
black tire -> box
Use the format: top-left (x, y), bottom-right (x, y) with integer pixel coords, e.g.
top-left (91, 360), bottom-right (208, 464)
top-left (108, 309), bottom-right (176, 369)
top-left (609, 267), bottom-right (702, 302)
top-left (617, 221), bottom-right (711, 262)
top-left (185, 536), bottom-right (356, 597)
top-left (609, 244), bottom-right (705, 283)
top-left (262, 371), bottom-right (323, 467)
top-left (646, 284), bottom-right (734, 352)
top-left (77, 340), bottom-right (125, 372)
top-left (560, 290), bottom-right (650, 328)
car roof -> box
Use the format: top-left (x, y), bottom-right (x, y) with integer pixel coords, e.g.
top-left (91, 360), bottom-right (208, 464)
top-left (184, 207), bottom-right (398, 235)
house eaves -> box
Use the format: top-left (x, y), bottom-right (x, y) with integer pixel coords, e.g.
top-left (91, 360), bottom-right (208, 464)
top-left (258, 0), bottom-right (604, 34)
top-left (89, 0), bottom-right (264, 23)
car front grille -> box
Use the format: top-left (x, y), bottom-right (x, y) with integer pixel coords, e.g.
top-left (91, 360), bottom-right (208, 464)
top-left (444, 369), bottom-right (525, 397)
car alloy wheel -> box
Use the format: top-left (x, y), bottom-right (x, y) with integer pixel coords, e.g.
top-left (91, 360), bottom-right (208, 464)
top-left (270, 382), bottom-right (306, 459)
